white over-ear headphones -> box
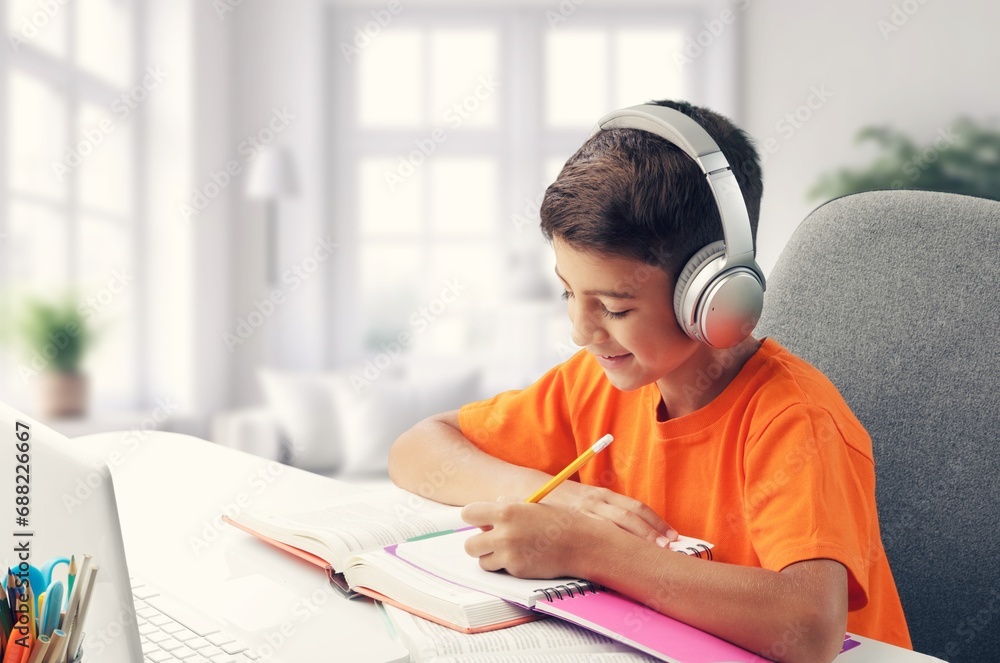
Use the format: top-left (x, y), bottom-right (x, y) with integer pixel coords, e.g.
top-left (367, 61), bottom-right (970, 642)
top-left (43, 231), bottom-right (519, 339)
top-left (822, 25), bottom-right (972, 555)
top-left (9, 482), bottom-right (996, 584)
top-left (591, 103), bottom-right (766, 349)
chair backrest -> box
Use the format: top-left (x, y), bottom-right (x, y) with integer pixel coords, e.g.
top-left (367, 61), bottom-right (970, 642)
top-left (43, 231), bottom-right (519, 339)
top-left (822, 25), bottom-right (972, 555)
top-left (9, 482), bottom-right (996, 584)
top-left (755, 190), bottom-right (1000, 661)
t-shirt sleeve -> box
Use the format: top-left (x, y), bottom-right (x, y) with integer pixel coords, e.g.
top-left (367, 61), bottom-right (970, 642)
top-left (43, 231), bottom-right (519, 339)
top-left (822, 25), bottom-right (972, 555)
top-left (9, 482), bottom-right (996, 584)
top-left (744, 404), bottom-right (877, 611)
top-left (458, 357), bottom-right (581, 476)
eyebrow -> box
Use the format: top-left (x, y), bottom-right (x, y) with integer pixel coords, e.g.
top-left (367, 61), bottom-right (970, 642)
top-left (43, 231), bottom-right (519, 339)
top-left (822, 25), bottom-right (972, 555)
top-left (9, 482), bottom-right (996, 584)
top-left (554, 266), bottom-right (636, 300)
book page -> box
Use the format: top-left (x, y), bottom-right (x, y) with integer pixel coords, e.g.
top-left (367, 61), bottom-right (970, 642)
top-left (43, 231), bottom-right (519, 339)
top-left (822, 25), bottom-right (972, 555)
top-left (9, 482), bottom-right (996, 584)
top-left (347, 548), bottom-right (534, 629)
top-left (395, 528), bottom-right (584, 607)
top-left (383, 604), bottom-right (656, 662)
top-left (234, 488), bottom-right (465, 568)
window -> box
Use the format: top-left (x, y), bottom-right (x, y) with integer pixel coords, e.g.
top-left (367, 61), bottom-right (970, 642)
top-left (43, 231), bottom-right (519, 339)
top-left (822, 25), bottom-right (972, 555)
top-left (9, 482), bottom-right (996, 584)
top-left (328, 7), bottom-right (729, 375)
top-left (1, 0), bottom-right (141, 411)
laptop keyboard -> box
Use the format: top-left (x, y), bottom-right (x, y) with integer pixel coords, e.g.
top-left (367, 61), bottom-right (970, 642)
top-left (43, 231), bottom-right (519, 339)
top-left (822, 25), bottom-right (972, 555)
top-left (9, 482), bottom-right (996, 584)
top-left (131, 577), bottom-right (259, 663)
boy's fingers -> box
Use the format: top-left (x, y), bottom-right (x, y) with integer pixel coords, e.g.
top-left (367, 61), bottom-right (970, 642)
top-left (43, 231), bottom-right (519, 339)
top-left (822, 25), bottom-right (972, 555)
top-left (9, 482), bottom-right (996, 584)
top-left (588, 494), bottom-right (677, 543)
top-left (461, 501), bottom-right (497, 526)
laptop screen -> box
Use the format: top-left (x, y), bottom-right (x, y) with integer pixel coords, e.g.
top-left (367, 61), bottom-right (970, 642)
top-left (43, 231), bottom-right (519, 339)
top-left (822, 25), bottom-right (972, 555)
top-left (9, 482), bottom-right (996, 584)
top-left (1, 401), bottom-right (144, 662)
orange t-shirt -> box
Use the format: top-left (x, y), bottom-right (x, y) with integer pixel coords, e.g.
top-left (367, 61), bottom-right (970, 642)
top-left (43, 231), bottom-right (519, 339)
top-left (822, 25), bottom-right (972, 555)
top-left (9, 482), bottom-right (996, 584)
top-left (458, 337), bottom-right (911, 648)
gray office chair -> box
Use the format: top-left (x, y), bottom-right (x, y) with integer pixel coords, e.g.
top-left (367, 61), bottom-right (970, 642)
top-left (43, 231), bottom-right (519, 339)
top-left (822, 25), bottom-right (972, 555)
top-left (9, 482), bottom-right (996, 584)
top-left (755, 190), bottom-right (999, 662)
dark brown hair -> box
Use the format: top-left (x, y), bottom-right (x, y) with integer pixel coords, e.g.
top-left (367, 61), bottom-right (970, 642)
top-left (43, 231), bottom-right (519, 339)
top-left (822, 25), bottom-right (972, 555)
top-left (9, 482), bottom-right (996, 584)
top-left (539, 99), bottom-right (763, 281)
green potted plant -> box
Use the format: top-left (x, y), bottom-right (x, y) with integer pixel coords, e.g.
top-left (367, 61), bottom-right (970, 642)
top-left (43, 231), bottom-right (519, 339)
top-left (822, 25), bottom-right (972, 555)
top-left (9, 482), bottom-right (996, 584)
top-left (5, 293), bottom-right (95, 418)
top-left (808, 116), bottom-right (1000, 203)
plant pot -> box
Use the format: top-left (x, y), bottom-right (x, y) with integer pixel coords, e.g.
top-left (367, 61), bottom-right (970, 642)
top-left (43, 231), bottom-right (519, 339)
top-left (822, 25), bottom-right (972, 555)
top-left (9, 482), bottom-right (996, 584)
top-left (37, 372), bottom-right (88, 419)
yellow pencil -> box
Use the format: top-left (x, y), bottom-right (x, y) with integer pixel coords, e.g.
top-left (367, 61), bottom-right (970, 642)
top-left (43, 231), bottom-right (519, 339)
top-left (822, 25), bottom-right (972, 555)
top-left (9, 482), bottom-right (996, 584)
top-left (525, 434), bottom-right (613, 503)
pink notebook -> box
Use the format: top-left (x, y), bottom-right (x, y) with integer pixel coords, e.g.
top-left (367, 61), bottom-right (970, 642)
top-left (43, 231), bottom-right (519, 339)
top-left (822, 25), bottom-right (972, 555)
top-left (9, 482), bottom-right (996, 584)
top-left (534, 586), bottom-right (766, 663)
top-left (393, 528), bottom-right (763, 663)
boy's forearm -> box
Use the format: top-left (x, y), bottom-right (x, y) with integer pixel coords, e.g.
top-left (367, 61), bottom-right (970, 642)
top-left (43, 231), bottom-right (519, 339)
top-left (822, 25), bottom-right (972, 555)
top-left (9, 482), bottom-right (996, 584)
top-left (388, 418), bottom-right (553, 505)
top-left (576, 526), bottom-right (847, 663)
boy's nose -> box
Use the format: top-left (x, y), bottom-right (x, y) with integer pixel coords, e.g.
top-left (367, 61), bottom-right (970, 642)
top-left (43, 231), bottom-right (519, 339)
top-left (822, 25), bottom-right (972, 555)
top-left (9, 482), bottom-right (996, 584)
top-left (570, 315), bottom-right (608, 347)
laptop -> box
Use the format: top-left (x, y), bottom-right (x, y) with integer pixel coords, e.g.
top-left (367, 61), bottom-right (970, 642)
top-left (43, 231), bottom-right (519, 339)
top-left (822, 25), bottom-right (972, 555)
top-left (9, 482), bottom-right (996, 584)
top-left (0, 401), bottom-right (257, 662)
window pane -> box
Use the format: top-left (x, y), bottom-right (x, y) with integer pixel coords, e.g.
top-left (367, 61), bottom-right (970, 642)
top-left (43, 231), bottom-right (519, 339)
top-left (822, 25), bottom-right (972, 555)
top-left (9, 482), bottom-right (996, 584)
top-left (6, 201), bottom-right (68, 286)
top-left (358, 158), bottom-right (423, 237)
top-left (430, 158), bottom-right (496, 236)
top-left (6, 0), bottom-right (68, 59)
top-left (7, 70), bottom-right (68, 200)
top-left (615, 29), bottom-right (687, 107)
top-left (427, 245), bottom-right (500, 310)
top-left (360, 244), bottom-right (423, 351)
top-left (78, 215), bottom-right (131, 290)
top-left (76, 214), bottom-right (135, 407)
top-left (545, 30), bottom-right (608, 128)
top-left (422, 245), bottom-right (500, 355)
top-left (77, 103), bottom-right (134, 217)
top-left (357, 30), bottom-right (423, 128)
top-left (430, 29), bottom-right (499, 129)
top-left (77, 0), bottom-right (133, 87)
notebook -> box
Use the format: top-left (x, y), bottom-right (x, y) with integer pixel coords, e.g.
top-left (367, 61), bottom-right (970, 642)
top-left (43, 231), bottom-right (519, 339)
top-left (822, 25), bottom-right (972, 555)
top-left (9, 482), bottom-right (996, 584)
top-left (0, 401), bottom-right (259, 662)
top-left (393, 528), bottom-right (761, 663)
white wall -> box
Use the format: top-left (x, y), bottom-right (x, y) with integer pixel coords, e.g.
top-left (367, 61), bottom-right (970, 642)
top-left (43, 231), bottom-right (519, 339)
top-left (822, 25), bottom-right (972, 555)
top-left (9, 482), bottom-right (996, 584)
top-left (228, 0), bottom-right (328, 406)
top-left (218, 0), bottom-right (998, 409)
top-left (741, 0), bottom-right (1000, 273)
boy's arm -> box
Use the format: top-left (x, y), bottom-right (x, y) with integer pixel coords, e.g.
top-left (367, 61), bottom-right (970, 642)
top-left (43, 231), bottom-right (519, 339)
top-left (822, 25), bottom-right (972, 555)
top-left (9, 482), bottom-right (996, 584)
top-left (388, 411), bottom-right (676, 543)
top-left (463, 501), bottom-right (848, 663)
top-left (388, 409), bottom-right (555, 504)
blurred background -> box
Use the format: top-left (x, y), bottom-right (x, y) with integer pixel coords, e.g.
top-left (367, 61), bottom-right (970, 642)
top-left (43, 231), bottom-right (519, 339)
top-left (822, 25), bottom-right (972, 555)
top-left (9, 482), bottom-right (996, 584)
top-left (0, 0), bottom-right (996, 476)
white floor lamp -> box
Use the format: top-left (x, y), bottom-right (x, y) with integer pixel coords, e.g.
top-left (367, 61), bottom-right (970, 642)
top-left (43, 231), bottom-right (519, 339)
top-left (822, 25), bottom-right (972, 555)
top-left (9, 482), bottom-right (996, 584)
top-left (245, 147), bottom-right (299, 285)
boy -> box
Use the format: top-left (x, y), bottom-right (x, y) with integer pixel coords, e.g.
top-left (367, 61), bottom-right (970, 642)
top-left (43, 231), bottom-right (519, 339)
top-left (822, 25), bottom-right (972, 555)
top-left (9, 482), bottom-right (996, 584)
top-left (388, 100), bottom-right (911, 663)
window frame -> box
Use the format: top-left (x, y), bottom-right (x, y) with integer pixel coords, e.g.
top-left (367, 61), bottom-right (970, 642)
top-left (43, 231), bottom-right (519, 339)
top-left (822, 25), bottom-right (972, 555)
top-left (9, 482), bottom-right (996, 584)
top-left (325, 5), bottom-right (736, 368)
top-left (0, 1), bottom-right (148, 412)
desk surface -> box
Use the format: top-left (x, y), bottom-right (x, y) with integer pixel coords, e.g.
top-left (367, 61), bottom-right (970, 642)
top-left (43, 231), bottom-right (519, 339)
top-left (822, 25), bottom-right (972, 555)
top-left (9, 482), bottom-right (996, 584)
top-left (75, 431), bottom-right (942, 663)
top-left (76, 430), bottom-right (409, 663)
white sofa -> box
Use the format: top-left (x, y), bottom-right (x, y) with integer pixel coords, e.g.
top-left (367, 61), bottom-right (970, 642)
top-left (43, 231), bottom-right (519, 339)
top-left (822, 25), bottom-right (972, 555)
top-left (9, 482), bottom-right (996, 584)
top-left (211, 360), bottom-right (488, 479)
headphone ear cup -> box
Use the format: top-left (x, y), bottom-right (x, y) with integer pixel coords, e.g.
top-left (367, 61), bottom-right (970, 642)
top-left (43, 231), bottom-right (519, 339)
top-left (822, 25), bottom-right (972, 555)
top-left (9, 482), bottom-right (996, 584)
top-left (673, 240), bottom-right (727, 334)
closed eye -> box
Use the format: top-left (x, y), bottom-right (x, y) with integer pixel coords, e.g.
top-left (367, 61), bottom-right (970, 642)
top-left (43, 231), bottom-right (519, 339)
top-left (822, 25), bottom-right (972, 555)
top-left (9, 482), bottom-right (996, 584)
top-left (562, 290), bottom-right (631, 320)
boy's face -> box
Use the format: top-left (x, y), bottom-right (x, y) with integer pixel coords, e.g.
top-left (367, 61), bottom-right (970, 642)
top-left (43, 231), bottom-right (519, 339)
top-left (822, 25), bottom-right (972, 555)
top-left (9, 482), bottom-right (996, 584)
top-left (552, 238), bottom-right (702, 393)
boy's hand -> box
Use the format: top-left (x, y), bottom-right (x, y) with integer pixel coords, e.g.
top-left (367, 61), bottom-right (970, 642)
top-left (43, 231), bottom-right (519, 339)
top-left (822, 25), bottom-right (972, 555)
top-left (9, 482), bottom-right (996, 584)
top-left (461, 500), bottom-right (616, 579)
top-left (543, 481), bottom-right (677, 546)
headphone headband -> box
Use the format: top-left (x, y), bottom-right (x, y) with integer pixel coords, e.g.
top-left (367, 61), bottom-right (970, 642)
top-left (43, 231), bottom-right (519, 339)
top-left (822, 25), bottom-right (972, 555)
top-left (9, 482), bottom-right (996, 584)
top-left (590, 104), bottom-right (757, 269)
top-left (589, 103), bottom-right (766, 348)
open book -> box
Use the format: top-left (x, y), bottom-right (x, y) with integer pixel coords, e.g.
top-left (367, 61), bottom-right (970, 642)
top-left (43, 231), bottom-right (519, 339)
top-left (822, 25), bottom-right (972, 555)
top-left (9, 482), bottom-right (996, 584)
top-left (223, 486), bottom-right (713, 637)
top-left (223, 488), bottom-right (540, 631)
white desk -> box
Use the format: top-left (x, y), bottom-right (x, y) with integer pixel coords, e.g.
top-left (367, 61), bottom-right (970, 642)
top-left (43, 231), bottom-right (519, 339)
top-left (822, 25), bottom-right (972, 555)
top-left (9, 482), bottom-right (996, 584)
top-left (75, 431), bottom-right (409, 663)
top-left (74, 431), bottom-right (941, 663)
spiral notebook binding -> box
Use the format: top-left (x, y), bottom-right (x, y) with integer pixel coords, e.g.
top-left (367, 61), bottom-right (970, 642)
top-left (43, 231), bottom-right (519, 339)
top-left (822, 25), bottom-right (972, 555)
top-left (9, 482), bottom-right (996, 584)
top-left (535, 579), bottom-right (601, 601)
top-left (680, 543), bottom-right (713, 560)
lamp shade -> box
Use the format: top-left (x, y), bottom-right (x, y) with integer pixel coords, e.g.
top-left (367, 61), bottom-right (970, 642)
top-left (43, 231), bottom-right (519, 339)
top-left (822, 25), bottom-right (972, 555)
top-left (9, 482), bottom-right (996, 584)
top-left (245, 147), bottom-right (299, 199)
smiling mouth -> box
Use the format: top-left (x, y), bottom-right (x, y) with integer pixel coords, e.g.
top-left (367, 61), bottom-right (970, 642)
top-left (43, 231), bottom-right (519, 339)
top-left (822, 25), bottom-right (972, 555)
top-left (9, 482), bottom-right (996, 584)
top-left (599, 353), bottom-right (630, 359)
